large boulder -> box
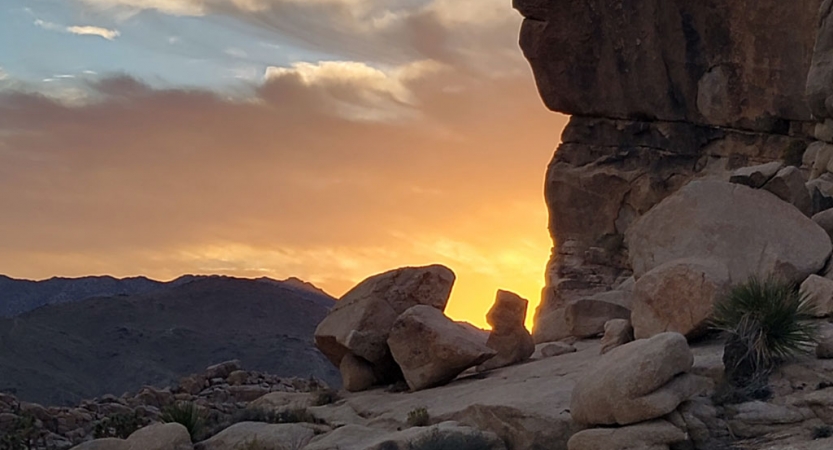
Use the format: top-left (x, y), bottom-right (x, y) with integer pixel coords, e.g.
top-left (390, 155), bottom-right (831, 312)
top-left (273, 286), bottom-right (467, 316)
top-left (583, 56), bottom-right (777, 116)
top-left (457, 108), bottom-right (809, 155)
top-left (477, 290), bottom-right (535, 372)
top-left (626, 181), bottom-right (831, 284)
top-left (314, 265), bottom-right (455, 383)
top-left (73, 423), bottom-right (193, 450)
top-left (567, 420), bottom-right (687, 450)
top-left (763, 166), bottom-right (813, 216)
top-left (730, 162), bottom-right (784, 188)
top-left (570, 332), bottom-right (709, 426)
top-left (387, 305), bottom-right (496, 390)
top-left (564, 291), bottom-right (631, 338)
top-left (194, 422), bottom-right (314, 450)
top-left (631, 259), bottom-right (731, 339)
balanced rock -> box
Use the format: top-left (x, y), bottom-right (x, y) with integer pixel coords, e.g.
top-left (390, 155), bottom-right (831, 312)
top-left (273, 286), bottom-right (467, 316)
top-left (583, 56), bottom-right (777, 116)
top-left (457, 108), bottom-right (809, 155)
top-left (567, 420), bottom-right (686, 450)
top-left (599, 319), bottom-right (633, 355)
top-left (729, 162), bottom-right (783, 188)
top-left (314, 265), bottom-right (455, 384)
top-left (626, 180), bottom-right (831, 284)
top-left (631, 259), bottom-right (731, 339)
top-left (800, 275), bottom-right (833, 317)
top-left (388, 305), bottom-right (496, 390)
top-left (763, 166), bottom-right (812, 216)
top-left (571, 332), bottom-right (709, 426)
top-left (564, 290), bottom-right (631, 338)
top-left (477, 290), bottom-right (534, 372)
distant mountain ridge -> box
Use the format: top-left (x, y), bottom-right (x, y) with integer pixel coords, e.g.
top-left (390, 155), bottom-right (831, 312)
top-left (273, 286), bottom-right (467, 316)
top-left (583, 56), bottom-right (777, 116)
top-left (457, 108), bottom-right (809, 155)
top-left (0, 276), bottom-right (340, 406)
top-left (0, 274), bottom-right (335, 317)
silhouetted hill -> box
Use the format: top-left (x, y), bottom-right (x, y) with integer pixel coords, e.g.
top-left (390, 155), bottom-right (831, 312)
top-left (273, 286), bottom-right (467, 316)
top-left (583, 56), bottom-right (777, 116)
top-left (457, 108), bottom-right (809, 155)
top-left (0, 277), bottom-right (340, 406)
top-left (0, 274), bottom-right (334, 317)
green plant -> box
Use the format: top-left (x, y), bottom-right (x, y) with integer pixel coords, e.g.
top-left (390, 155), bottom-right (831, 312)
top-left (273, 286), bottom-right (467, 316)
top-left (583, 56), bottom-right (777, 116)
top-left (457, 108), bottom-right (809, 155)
top-left (813, 425), bottom-right (833, 440)
top-left (407, 429), bottom-right (497, 450)
top-left (161, 401), bottom-right (204, 441)
top-left (93, 411), bottom-right (148, 439)
top-left (0, 413), bottom-right (43, 450)
top-left (407, 407), bottom-right (430, 427)
top-left (711, 277), bottom-right (818, 384)
top-left (310, 388), bottom-right (340, 406)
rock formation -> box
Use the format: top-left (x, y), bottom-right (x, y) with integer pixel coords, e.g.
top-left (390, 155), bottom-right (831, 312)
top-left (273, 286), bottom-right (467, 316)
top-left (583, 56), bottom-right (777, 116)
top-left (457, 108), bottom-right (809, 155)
top-left (314, 264), bottom-right (455, 388)
top-left (513, 0), bottom-right (825, 338)
top-left (476, 290), bottom-right (535, 372)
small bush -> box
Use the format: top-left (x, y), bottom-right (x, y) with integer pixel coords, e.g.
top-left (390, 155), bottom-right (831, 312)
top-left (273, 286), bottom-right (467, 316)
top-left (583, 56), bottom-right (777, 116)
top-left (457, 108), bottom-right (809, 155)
top-left (93, 411), bottom-right (148, 439)
top-left (407, 429), bottom-right (496, 450)
top-left (407, 407), bottom-right (430, 427)
top-left (0, 413), bottom-right (44, 450)
top-left (311, 388), bottom-right (340, 406)
top-left (161, 401), bottom-right (204, 441)
top-left (711, 277), bottom-right (818, 384)
top-left (813, 425), bottom-right (833, 440)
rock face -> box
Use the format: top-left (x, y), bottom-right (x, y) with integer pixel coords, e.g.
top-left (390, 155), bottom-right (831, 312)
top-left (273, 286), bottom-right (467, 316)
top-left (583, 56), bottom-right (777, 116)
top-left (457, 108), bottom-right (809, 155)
top-left (477, 290), bottom-right (534, 372)
top-left (599, 319), bottom-right (633, 355)
top-left (626, 181), bottom-right (831, 283)
top-left (570, 332), bottom-right (708, 426)
top-left (631, 259), bottom-right (731, 339)
top-left (314, 265), bottom-right (455, 385)
top-left (515, 0), bottom-right (822, 332)
top-left (388, 306), bottom-right (496, 391)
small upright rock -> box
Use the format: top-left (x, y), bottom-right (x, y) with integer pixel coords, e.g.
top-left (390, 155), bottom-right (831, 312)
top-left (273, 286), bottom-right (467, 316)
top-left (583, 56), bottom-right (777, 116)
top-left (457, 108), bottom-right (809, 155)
top-left (599, 319), bottom-right (633, 355)
top-left (729, 161), bottom-right (783, 188)
top-left (388, 305), bottom-right (496, 390)
top-left (476, 290), bottom-right (535, 372)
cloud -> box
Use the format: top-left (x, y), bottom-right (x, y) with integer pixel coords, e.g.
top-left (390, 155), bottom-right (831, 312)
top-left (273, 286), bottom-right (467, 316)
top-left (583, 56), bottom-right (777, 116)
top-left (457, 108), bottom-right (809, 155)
top-left (35, 19), bottom-right (120, 40)
top-left (67, 26), bottom-right (121, 40)
top-left (0, 68), bottom-right (7, 81)
top-left (0, 59), bottom-right (564, 327)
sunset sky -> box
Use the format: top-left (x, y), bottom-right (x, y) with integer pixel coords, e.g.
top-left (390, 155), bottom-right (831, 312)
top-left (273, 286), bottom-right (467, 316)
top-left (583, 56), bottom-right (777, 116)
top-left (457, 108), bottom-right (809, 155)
top-left (0, 0), bottom-right (567, 329)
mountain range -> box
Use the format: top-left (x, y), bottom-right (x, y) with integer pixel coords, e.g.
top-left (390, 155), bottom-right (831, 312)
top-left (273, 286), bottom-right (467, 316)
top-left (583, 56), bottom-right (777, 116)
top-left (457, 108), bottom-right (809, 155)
top-left (0, 275), bottom-right (340, 406)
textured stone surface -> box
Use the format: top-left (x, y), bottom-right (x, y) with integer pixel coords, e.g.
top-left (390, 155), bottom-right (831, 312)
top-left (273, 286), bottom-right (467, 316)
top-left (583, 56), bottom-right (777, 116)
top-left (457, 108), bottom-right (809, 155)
top-left (599, 319), bottom-right (633, 355)
top-left (314, 265), bottom-right (455, 385)
top-left (626, 181), bottom-right (831, 283)
top-left (800, 275), bottom-right (833, 317)
top-left (631, 259), bottom-right (731, 339)
top-left (730, 162), bottom-right (784, 188)
top-left (763, 166), bottom-right (813, 216)
top-left (567, 420), bottom-right (686, 450)
top-left (388, 306), bottom-right (496, 390)
top-left (570, 332), bottom-right (708, 426)
top-left (194, 422), bottom-right (314, 450)
top-left (477, 291), bottom-right (534, 372)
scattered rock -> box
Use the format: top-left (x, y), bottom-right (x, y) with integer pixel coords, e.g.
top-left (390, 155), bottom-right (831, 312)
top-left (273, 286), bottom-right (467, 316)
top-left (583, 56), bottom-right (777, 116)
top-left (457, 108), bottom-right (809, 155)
top-left (570, 332), bottom-right (709, 426)
top-left (631, 258), bottom-right (731, 339)
top-left (599, 319), bottom-right (633, 355)
top-left (626, 180), bottom-right (831, 284)
top-left (314, 265), bottom-right (455, 385)
top-left (730, 162), bottom-right (784, 188)
top-left (567, 419), bottom-right (687, 450)
top-left (477, 290), bottom-right (534, 372)
top-left (388, 306), bottom-right (496, 390)
top-left (204, 360), bottom-right (242, 380)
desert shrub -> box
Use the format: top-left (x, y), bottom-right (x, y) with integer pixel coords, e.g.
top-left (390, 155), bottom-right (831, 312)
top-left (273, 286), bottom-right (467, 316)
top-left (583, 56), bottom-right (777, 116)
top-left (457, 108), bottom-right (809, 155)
top-left (711, 379), bottom-right (772, 406)
top-left (407, 430), bottom-right (496, 450)
top-left (0, 413), bottom-right (44, 450)
top-left (407, 407), bottom-right (430, 427)
top-left (93, 411), bottom-right (149, 439)
top-left (310, 388), bottom-right (340, 406)
top-left (711, 277), bottom-right (818, 385)
top-left (161, 401), bottom-right (204, 441)
top-left (813, 425), bottom-right (833, 440)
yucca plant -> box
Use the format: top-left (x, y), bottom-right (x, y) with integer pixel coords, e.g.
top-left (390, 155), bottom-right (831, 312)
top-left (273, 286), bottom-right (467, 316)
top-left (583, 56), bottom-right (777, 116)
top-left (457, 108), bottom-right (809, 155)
top-left (711, 276), bottom-right (818, 385)
top-left (161, 401), bottom-right (204, 441)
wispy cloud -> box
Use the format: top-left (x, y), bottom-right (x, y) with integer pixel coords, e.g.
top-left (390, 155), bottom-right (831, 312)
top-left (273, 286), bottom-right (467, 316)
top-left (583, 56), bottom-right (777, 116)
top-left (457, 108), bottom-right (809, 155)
top-left (35, 19), bottom-right (120, 40)
top-left (0, 68), bottom-right (7, 81)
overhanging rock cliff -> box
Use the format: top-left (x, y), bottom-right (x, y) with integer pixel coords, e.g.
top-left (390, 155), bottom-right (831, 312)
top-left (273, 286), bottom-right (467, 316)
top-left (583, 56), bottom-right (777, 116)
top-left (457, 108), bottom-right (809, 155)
top-left (513, 0), bottom-right (825, 337)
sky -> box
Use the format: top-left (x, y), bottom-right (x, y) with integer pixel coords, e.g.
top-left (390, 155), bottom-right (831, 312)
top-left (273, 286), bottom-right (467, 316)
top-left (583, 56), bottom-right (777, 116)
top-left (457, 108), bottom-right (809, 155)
top-left (0, 0), bottom-right (567, 329)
